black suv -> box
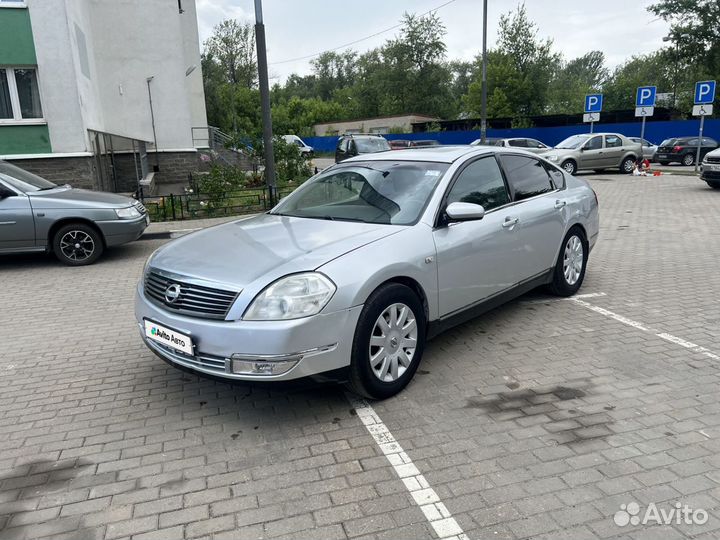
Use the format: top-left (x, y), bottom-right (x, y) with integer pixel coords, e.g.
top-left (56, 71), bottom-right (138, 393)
top-left (655, 137), bottom-right (719, 166)
top-left (335, 134), bottom-right (391, 163)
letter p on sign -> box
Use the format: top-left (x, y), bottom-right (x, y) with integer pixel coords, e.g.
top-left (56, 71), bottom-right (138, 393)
top-left (694, 81), bottom-right (716, 104)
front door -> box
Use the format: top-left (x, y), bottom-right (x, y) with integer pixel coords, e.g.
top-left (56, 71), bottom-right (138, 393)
top-left (0, 183), bottom-right (35, 251)
top-left (578, 135), bottom-right (604, 169)
top-left (433, 155), bottom-right (522, 316)
top-left (603, 134), bottom-right (624, 167)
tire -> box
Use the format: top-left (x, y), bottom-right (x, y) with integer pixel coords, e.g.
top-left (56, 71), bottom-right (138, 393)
top-left (561, 160), bottom-right (577, 175)
top-left (548, 227), bottom-right (588, 297)
top-left (52, 222), bottom-right (104, 266)
top-left (346, 283), bottom-right (426, 399)
top-left (659, 161), bottom-right (669, 166)
top-left (682, 153), bottom-right (695, 166)
top-left (620, 156), bottom-right (635, 174)
top-left (708, 182), bottom-right (720, 190)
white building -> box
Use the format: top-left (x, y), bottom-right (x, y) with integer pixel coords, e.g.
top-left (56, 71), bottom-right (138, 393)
top-left (0, 0), bottom-right (209, 192)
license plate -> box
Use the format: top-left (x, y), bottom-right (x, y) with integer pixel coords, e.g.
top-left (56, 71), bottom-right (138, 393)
top-left (144, 319), bottom-right (194, 355)
top-left (707, 164), bottom-right (720, 171)
top-left (657, 154), bottom-right (667, 159)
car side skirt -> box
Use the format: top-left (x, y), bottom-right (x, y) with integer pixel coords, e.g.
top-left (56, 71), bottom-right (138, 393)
top-left (427, 269), bottom-right (554, 340)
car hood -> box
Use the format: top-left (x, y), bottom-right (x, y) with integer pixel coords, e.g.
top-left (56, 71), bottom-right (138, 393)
top-left (705, 147), bottom-right (720, 159)
top-left (28, 186), bottom-right (135, 209)
top-left (149, 213), bottom-right (403, 290)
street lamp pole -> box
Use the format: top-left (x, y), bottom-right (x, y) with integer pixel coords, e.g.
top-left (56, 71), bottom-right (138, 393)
top-left (480, 0), bottom-right (488, 143)
top-left (254, 0), bottom-right (277, 205)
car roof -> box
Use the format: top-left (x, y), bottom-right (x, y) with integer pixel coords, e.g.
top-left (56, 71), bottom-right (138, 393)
top-left (341, 145), bottom-right (537, 164)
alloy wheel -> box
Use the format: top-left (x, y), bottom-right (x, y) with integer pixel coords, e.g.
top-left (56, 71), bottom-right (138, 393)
top-left (563, 235), bottom-right (584, 286)
top-left (59, 230), bottom-right (95, 262)
top-left (368, 303), bottom-right (418, 382)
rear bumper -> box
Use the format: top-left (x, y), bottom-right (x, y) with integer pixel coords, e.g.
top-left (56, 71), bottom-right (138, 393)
top-left (98, 215), bottom-right (149, 246)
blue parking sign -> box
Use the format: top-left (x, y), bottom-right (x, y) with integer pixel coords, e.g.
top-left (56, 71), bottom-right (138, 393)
top-left (636, 86), bottom-right (656, 107)
top-left (584, 94), bottom-right (603, 113)
top-left (694, 81), bottom-right (716, 104)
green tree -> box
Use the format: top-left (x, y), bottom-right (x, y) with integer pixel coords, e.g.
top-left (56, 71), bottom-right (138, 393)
top-left (204, 20), bottom-right (257, 87)
top-left (603, 53), bottom-right (674, 111)
top-left (547, 51), bottom-right (609, 114)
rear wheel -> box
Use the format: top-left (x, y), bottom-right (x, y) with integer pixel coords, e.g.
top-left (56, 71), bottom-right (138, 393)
top-left (346, 283), bottom-right (426, 399)
top-left (682, 153), bottom-right (695, 166)
top-left (548, 227), bottom-right (588, 297)
top-left (561, 160), bottom-right (577, 175)
top-left (52, 223), bottom-right (104, 266)
top-left (620, 157), bottom-right (635, 174)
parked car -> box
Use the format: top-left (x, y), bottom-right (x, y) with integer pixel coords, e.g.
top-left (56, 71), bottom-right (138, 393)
top-left (136, 146), bottom-right (599, 399)
top-left (335, 134), bottom-right (391, 162)
top-left (471, 137), bottom-right (551, 154)
top-left (282, 134), bottom-right (314, 157)
top-left (628, 137), bottom-right (657, 161)
top-left (655, 137), bottom-right (719, 166)
top-left (0, 160), bottom-right (149, 265)
top-left (389, 139), bottom-right (440, 149)
top-left (700, 147), bottom-right (720, 189)
top-left (543, 133), bottom-right (641, 175)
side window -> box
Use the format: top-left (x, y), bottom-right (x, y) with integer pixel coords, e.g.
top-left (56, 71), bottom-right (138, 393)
top-left (605, 135), bottom-right (622, 148)
top-left (585, 136), bottom-right (602, 150)
top-left (687, 139), bottom-right (698, 146)
top-left (528, 139), bottom-right (545, 148)
top-left (498, 155), bottom-right (554, 201)
top-left (337, 139), bottom-right (347, 153)
top-left (446, 157), bottom-right (510, 211)
top-left (543, 163), bottom-right (566, 190)
top-left (702, 138), bottom-right (716, 146)
top-left (508, 139), bottom-right (527, 147)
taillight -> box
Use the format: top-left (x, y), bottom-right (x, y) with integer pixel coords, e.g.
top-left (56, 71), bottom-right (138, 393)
top-left (673, 145), bottom-right (683, 152)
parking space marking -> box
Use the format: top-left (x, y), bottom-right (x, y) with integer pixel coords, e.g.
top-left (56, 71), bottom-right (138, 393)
top-left (347, 394), bottom-right (469, 540)
top-left (571, 297), bottom-right (720, 360)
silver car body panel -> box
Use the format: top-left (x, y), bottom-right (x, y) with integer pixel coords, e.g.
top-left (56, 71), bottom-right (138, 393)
top-left (544, 133), bottom-right (641, 172)
top-left (136, 146), bottom-right (599, 381)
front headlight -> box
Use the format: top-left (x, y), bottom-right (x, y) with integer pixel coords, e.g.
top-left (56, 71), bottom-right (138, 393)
top-left (546, 155), bottom-right (559, 162)
top-left (244, 273), bottom-right (336, 320)
top-left (116, 206), bottom-right (141, 219)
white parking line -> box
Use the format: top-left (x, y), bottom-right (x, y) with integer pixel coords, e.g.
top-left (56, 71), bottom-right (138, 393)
top-left (571, 297), bottom-right (720, 360)
top-left (346, 394), bottom-right (469, 540)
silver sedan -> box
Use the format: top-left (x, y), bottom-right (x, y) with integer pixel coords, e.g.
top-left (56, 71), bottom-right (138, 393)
top-left (136, 146), bottom-right (599, 398)
top-left (0, 160), bottom-right (149, 265)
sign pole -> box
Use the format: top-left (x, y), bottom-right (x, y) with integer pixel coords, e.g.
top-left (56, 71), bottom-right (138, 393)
top-left (640, 116), bottom-right (646, 149)
top-left (590, 121), bottom-right (594, 134)
top-left (695, 115), bottom-right (705, 173)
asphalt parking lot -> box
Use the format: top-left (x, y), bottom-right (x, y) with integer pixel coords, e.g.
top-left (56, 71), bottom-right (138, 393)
top-left (2, 172), bottom-right (720, 540)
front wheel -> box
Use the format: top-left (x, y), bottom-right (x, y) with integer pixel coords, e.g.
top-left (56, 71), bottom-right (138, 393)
top-left (548, 227), bottom-right (588, 297)
top-left (347, 283), bottom-right (426, 399)
top-left (561, 160), bottom-right (577, 175)
top-left (620, 157), bottom-right (635, 174)
top-left (682, 153), bottom-right (695, 166)
top-left (52, 223), bottom-right (104, 266)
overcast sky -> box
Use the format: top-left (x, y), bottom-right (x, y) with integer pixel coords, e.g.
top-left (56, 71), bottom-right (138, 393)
top-left (195, 0), bottom-right (671, 82)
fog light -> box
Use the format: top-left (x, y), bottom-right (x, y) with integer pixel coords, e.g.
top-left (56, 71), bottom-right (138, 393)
top-left (230, 355), bottom-right (300, 375)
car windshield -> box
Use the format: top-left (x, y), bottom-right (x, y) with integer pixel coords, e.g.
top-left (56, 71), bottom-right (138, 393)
top-left (0, 161), bottom-right (57, 192)
top-left (555, 135), bottom-right (590, 149)
top-left (271, 160), bottom-right (449, 225)
top-left (355, 138), bottom-right (391, 153)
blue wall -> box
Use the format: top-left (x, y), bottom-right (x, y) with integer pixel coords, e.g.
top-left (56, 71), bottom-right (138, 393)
top-left (303, 119), bottom-right (720, 153)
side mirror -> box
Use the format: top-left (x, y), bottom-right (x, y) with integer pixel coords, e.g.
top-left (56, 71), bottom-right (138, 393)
top-left (0, 186), bottom-right (14, 199)
top-left (445, 202), bottom-right (485, 222)
top-left (579, 146), bottom-right (586, 152)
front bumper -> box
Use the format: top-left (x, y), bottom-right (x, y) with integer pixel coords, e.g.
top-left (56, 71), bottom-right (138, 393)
top-left (700, 164), bottom-right (720, 181)
top-left (135, 284), bottom-right (363, 381)
top-left (98, 214), bottom-right (149, 246)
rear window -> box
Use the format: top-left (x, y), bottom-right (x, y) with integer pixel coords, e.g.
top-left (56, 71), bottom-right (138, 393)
top-left (498, 155), bottom-right (554, 201)
top-left (355, 138), bottom-right (391, 153)
top-left (659, 138), bottom-right (677, 146)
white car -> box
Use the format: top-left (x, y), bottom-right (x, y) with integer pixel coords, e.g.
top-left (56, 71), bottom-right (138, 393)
top-left (628, 137), bottom-right (657, 161)
top-left (282, 135), bottom-right (314, 156)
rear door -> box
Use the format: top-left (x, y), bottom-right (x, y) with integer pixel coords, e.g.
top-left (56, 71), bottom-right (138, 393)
top-left (0, 180), bottom-right (35, 251)
top-left (497, 154), bottom-right (566, 277)
top-left (603, 134), bottom-right (624, 167)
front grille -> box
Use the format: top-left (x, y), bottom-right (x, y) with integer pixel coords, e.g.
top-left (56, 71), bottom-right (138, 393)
top-left (703, 170), bottom-right (720, 180)
top-left (706, 155), bottom-right (720, 164)
top-left (146, 338), bottom-right (227, 374)
top-left (144, 269), bottom-right (240, 320)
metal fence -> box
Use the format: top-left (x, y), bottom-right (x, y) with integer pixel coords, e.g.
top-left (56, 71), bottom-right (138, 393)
top-left (141, 185), bottom-right (296, 222)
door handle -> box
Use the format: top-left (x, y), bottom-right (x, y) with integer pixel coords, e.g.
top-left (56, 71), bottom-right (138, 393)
top-left (502, 217), bottom-right (519, 228)
top-left (554, 200), bottom-right (567, 209)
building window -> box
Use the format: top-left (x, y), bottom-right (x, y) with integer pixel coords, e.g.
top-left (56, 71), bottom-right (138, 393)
top-left (0, 68), bottom-right (43, 121)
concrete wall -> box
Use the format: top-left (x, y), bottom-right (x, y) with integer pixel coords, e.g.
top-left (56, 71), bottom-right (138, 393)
top-left (314, 115), bottom-right (440, 136)
top-left (6, 155), bottom-right (96, 190)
